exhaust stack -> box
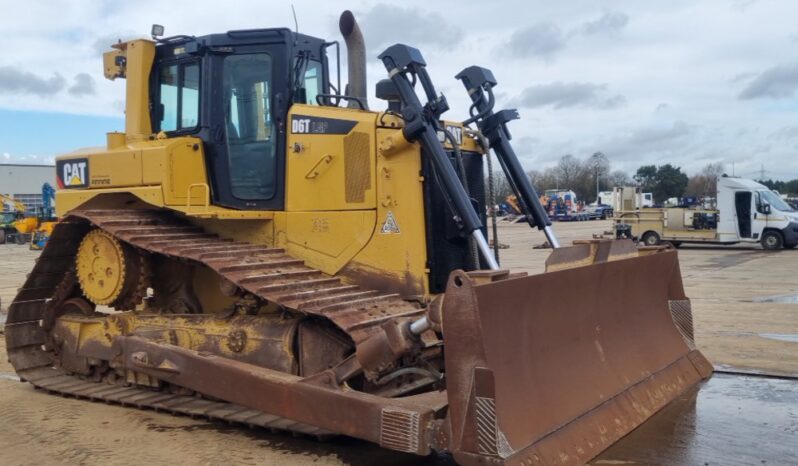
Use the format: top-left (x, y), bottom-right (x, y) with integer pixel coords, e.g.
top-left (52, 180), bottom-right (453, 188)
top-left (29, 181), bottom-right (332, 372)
top-left (339, 10), bottom-right (368, 109)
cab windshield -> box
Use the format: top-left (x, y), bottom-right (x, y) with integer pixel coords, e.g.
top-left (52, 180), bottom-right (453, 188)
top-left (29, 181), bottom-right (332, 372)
top-left (1, 212), bottom-right (18, 224)
top-left (759, 190), bottom-right (795, 212)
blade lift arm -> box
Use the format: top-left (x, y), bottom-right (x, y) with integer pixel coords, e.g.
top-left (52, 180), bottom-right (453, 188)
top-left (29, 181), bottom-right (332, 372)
top-left (378, 44), bottom-right (499, 270)
top-left (455, 66), bottom-right (561, 249)
top-left (377, 44), bottom-right (499, 335)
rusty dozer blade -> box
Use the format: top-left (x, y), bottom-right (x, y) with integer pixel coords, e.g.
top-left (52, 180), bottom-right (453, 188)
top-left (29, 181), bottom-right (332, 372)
top-left (441, 244), bottom-right (713, 466)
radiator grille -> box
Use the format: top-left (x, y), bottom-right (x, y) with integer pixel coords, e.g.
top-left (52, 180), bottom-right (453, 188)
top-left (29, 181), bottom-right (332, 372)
top-left (343, 131), bottom-right (371, 203)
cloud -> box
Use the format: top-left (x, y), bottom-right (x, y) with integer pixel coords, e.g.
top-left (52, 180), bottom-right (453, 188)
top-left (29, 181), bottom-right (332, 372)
top-left (505, 22), bottom-right (567, 61)
top-left (769, 125), bottom-right (798, 140)
top-left (0, 152), bottom-right (53, 164)
top-left (629, 120), bottom-right (695, 146)
top-left (580, 10), bottom-right (629, 36)
top-left (359, 4), bottom-right (462, 53)
top-left (68, 73), bottom-right (96, 96)
top-left (0, 66), bottom-right (66, 97)
top-left (739, 63), bottom-right (798, 99)
top-left (511, 82), bottom-right (626, 110)
top-left (92, 32), bottom-right (137, 54)
top-left (503, 11), bottom-right (628, 62)
top-left (729, 0), bottom-right (758, 11)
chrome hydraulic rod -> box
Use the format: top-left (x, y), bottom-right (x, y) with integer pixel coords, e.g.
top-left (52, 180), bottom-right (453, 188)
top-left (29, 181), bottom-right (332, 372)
top-left (377, 45), bottom-right (500, 336)
top-left (456, 65), bottom-right (561, 249)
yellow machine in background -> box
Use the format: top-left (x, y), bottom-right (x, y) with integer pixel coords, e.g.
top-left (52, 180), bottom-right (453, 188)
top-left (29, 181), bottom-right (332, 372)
top-left (1, 185), bottom-right (57, 247)
top-left (4, 11), bottom-right (711, 466)
top-left (0, 193), bottom-right (36, 244)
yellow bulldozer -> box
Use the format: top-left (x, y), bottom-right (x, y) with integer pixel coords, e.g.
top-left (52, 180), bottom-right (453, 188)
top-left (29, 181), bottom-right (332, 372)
top-left (5, 11), bottom-right (711, 465)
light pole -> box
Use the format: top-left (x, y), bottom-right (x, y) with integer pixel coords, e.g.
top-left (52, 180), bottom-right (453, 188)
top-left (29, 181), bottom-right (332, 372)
top-left (596, 170), bottom-right (600, 204)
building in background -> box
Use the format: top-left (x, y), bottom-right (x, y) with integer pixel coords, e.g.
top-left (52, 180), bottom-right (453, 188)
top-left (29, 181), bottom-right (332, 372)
top-left (0, 164), bottom-right (56, 215)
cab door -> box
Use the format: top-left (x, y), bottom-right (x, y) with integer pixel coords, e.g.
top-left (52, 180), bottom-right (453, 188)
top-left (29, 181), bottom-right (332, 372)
top-left (734, 191), bottom-right (752, 238)
top-left (204, 45), bottom-right (289, 210)
top-left (752, 191), bottom-right (770, 239)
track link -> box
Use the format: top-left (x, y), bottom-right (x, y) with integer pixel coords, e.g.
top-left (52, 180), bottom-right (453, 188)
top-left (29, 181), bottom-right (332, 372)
top-left (4, 209), bottom-right (431, 437)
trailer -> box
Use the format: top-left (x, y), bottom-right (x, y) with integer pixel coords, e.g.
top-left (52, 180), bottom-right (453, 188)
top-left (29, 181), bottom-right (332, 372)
top-left (615, 177), bottom-right (798, 249)
top-left (544, 189), bottom-right (591, 221)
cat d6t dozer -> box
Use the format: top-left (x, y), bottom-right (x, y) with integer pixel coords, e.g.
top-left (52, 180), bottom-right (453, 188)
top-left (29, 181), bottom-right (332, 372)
top-left (5, 11), bottom-right (711, 465)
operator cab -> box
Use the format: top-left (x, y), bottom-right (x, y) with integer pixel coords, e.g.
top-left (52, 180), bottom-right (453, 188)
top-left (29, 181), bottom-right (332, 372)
top-left (150, 29), bottom-right (333, 210)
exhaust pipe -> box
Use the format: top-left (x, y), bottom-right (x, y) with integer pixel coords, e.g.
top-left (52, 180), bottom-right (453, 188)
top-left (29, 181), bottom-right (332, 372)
top-left (339, 10), bottom-right (368, 109)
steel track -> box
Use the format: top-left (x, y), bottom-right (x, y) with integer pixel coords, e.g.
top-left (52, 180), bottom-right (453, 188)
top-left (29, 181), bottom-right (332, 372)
top-left (5, 209), bottom-right (431, 436)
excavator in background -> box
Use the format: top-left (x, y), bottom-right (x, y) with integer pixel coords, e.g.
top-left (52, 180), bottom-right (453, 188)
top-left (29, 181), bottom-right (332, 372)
top-left (5, 11), bottom-right (713, 465)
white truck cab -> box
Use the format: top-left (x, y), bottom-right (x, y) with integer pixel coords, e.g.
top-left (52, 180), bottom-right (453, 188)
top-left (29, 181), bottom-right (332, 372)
top-left (615, 176), bottom-right (798, 250)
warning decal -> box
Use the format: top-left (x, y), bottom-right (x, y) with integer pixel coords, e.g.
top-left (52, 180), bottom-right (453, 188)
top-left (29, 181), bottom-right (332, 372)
top-left (380, 211), bottom-right (401, 234)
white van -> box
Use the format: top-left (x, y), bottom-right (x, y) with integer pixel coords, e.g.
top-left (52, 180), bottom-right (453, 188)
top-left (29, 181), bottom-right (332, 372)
top-left (717, 177), bottom-right (798, 249)
top-left (615, 177), bottom-right (798, 250)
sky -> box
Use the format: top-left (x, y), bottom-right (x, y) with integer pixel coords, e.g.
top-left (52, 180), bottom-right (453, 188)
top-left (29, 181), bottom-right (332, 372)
top-left (1, 0), bottom-right (797, 180)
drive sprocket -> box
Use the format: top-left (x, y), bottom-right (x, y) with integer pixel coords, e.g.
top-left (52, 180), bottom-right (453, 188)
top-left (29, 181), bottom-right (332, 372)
top-left (76, 228), bottom-right (149, 309)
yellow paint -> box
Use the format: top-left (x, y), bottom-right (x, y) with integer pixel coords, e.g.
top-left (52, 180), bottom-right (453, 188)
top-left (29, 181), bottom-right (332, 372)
top-left (55, 42), bottom-right (498, 301)
top-left (338, 126), bottom-right (430, 297)
top-left (193, 218), bottom-right (275, 245)
top-left (286, 104), bottom-right (377, 211)
top-left (279, 210), bottom-right (376, 275)
top-left (76, 229), bottom-right (128, 305)
top-left (55, 312), bottom-right (296, 363)
top-left (0, 193), bottom-right (28, 213)
top-left (192, 265), bottom-right (238, 313)
top-left (12, 217), bottom-right (39, 234)
top-left (123, 40), bottom-right (155, 142)
top-left (618, 208), bottom-right (721, 242)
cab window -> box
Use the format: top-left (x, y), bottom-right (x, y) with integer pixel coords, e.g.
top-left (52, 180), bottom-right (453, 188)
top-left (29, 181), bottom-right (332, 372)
top-left (303, 60), bottom-right (323, 105)
top-left (158, 61), bottom-right (200, 132)
top-left (223, 53), bottom-right (276, 200)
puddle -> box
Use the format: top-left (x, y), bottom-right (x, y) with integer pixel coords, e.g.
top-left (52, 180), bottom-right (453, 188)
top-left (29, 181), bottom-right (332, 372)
top-left (750, 293), bottom-right (798, 304)
top-left (594, 374), bottom-right (798, 464)
top-left (0, 372), bottom-right (20, 382)
top-left (759, 333), bottom-right (798, 343)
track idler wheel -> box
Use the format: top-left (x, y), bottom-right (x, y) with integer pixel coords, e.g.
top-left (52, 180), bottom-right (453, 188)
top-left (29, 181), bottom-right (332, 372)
top-left (76, 229), bottom-right (150, 310)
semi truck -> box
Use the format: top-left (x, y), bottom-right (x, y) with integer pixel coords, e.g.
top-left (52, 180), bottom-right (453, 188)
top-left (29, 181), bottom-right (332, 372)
top-left (615, 176), bottom-right (798, 249)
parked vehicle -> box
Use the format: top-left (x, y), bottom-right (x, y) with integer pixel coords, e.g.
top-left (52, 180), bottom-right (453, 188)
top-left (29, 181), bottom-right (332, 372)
top-left (586, 204), bottom-right (614, 220)
top-left (615, 177), bottom-right (798, 250)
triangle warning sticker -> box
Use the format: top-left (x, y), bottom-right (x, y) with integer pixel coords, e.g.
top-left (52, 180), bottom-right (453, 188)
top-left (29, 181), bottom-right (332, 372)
top-left (380, 211), bottom-right (401, 234)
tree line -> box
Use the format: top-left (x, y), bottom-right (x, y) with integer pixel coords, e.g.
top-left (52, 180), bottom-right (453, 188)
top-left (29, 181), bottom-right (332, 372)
top-left (486, 154), bottom-right (796, 205)
top-left (757, 178), bottom-right (798, 196)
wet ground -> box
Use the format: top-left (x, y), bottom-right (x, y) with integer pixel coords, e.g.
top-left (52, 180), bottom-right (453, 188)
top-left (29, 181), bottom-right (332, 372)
top-left (1, 220), bottom-right (797, 465)
top-left (592, 374), bottom-right (798, 465)
top-left (0, 367), bottom-right (793, 466)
